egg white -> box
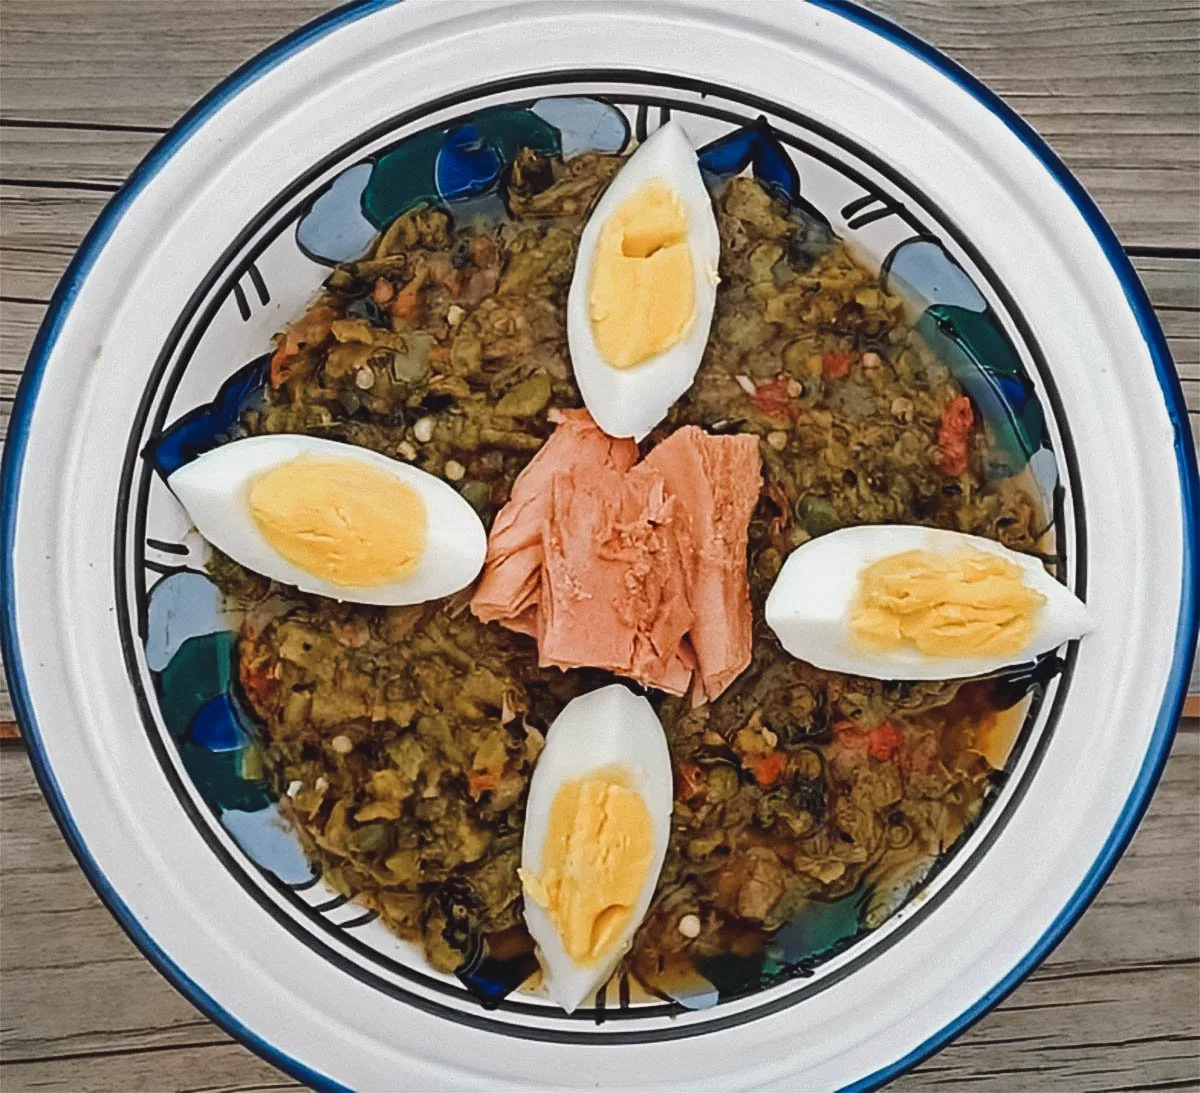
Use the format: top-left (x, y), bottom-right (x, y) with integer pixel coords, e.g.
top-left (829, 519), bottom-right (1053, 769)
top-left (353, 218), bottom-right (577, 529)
top-left (167, 434), bottom-right (486, 606)
top-left (521, 684), bottom-right (673, 1013)
top-left (566, 121), bottom-right (721, 441)
top-left (765, 524), bottom-right (1093, 680)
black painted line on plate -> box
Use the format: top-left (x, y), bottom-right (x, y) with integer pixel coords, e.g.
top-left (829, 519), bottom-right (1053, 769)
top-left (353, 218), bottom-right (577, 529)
top-left (112, 69), bottom-right (1085, 1045)
top-left (634, 104), bottom-right (649, 143)
top-left (340, 909), bottom-right (379, 929)
top-left (231, 282), bottom-right (251, 322)
top-left (142, 558), bottom-right (187, 577)
top-left (846, 203), bottom-right (905, 231)
top-left (311, 894), bottom-right (349, 913)
top-left (246, 263), bottom-right (270, 306)
top-left (840, 193), bottom-right (878, 219)
top-left (144, 538), bottom-right (188, 556)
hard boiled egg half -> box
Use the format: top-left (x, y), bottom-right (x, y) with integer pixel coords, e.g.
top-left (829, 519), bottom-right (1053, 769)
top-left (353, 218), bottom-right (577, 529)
top-left (765, 524), bottom-right (1092, 680)
top-left (566, 121), bottom-right (720, 441)
top-left (168, 434), bottom-right (486, 605)
top-left (519, 684), bottom-right (673, 1013)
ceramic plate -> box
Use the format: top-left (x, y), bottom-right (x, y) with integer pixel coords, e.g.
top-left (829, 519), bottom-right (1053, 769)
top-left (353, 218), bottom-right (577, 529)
top-left (3, 2), bottom-right (1196, 1089)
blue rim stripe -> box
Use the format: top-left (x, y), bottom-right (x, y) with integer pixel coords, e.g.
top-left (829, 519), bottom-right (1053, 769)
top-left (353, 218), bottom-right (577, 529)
top-left (1, 1), bottom-right (1196, 1090)
top-left (808, 2), bottom-right (1199, 1090)
top-left (0, 3), bottom-right (396, 1090)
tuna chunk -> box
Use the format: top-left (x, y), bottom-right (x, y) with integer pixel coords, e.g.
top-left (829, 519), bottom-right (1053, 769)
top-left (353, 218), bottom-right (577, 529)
top-left (644, 427), bottom-right (761, 702)
top-left (471, 409), bottom-right (636, 626)
top-left (539, 463), bottom-right (695, 695)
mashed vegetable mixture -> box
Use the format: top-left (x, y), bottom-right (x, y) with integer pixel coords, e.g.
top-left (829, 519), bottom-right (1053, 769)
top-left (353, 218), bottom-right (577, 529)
top-left (216, 147), bottom-right (1043, 996)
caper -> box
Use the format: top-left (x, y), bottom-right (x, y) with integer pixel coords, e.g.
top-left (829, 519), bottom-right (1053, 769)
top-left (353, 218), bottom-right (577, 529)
top-left (495, 373), bottom-right (551, 417)
top-left (458, 479), bottom-right (491, 513)
top-left (390, 334), bottom-right (432, 383)
top-left (350, 822), bottom-right (395, 855)
top-left (887, 814), bottom-right (915, 849)
top-left (706, 763), bottom-right (740, 801)
top-left (797, 494), bottom-right (839, 536)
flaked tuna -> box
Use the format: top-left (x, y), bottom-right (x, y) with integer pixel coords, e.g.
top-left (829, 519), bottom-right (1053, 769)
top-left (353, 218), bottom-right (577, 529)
top-left (471, 412), bottom-right (761, 701)
top-left (644, 427), bottom-right (761, 702)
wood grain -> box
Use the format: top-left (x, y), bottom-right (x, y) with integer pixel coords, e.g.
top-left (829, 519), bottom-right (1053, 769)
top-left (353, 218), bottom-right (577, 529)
top-left (1, 1), bottom-right (1198, 1090)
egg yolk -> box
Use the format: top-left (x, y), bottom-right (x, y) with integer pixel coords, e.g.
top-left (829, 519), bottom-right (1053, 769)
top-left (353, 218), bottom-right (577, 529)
top-left (850, 546), bottom-right (1046, 657)
top-left (589, 179), bottom-right (695, 369)
top-left (521, 772), bottom-right (653, 965)
top-left (248, 456), bottom-right (426, 587)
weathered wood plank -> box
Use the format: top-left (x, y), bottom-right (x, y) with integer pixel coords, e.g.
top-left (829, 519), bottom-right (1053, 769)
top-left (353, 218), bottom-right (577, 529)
top-left (1, 1), bottom-right (1197, 249)
top-left (0, 1043), bottom-right (297, 1093)
top-left (0, 749), bottom-right (227, 1061)
top-left (0, 185), bottom-right (109, 302)
top-left (0, 0), bottom-right (332, 129)
top-left (1, 297), bottom-right (45, 373)
top-left (1, 370), bottom-right (17, 442)
top-left (1132, 255), bottom-right (1200, 313)
top-left (866, 0), bottom-right (1200, 251)
top-left (1, 123), bottom-right (158, 189)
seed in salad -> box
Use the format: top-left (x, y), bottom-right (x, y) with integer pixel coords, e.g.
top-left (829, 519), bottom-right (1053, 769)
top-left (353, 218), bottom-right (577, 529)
top-left (444, 459), bottom-right (466, 481)
top-left (413, 416), bottom-right (434, 443)
top-left (678, 914), bottom-right (701, 939)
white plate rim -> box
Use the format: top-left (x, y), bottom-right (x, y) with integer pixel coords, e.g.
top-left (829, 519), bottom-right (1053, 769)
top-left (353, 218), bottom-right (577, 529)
top-left (0, 1), bottom-right (1195, 1090)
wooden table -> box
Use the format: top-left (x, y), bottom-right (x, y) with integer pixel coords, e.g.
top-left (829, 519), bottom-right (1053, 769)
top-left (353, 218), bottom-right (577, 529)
top-left (1, 2), bottom-right (1197, 1089)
